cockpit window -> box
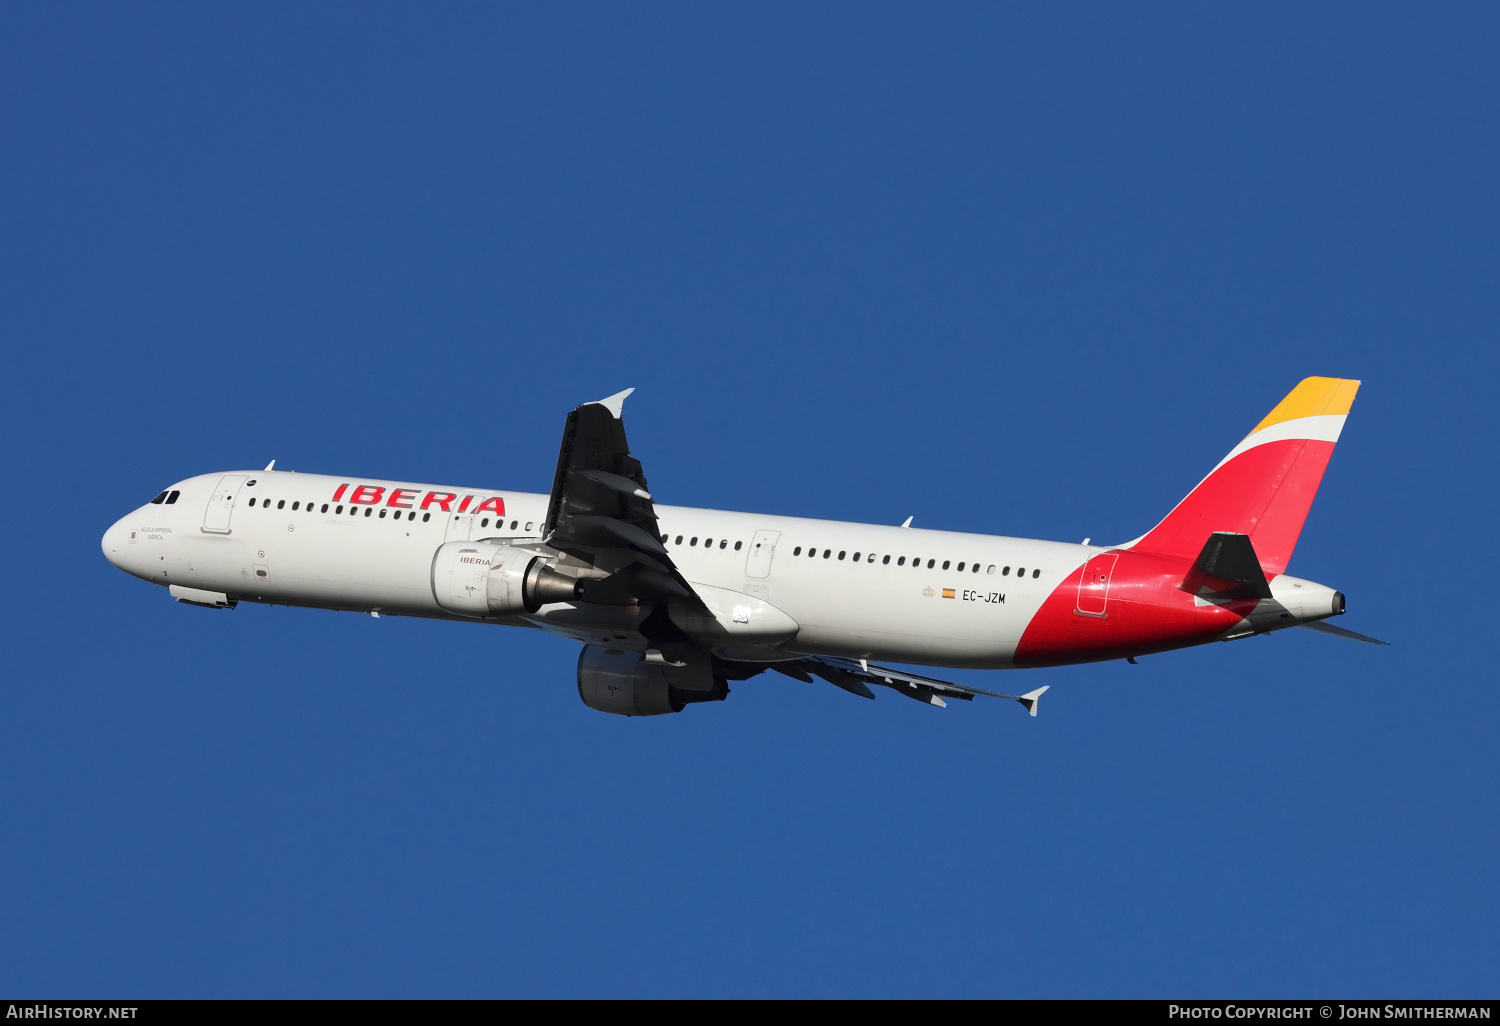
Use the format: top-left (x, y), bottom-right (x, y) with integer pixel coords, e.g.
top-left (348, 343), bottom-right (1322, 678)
top-left (166, 490), bottom-right (180, 504)
top-left (149, 491), bottom-right (168, 504)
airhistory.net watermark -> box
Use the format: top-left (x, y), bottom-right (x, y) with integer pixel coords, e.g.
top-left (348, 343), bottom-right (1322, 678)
top-left (5, 1007), bottom-right (137, 1020)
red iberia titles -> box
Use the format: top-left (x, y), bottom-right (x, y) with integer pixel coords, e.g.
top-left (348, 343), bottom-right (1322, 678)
top-left (331, 484), bottom-right (503, 516)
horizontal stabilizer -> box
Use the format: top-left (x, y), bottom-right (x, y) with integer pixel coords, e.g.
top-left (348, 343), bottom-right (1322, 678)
top-left (1295, 621), bottom-right (1389, 645)
top-left (1188, 531), bottom-right (1272, 598)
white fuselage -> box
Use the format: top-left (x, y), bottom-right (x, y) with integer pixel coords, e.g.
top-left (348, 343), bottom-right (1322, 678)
top-left (103, 470), bottom-right (1097, 670)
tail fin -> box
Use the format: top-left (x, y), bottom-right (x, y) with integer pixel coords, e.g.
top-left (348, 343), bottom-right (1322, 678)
top-left (1127, 377), bottom-right (1360, 575)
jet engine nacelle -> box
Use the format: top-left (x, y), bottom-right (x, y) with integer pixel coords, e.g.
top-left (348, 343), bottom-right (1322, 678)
top-left (431, 540), bottom-right (580, 616)
top-left (576, 646), bottom-right (728, 717)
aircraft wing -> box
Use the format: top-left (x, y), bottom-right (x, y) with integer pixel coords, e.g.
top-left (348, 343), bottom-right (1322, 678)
top-left (541, 389), bottom-right (705, 607)
top-left (774, 655), bottom-right (1049, 715)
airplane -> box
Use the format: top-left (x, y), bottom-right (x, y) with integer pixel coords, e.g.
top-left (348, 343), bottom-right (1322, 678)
top-left (101, 376), bottom-right (1384, 718)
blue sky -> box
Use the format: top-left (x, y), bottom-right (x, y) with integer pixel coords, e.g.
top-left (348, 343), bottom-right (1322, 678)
top-left (1, 3), bottom-right (1496, 997)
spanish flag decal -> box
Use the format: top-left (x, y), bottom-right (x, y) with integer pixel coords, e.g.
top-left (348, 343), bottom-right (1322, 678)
top-left (942, 588), bottom-right (956, 599)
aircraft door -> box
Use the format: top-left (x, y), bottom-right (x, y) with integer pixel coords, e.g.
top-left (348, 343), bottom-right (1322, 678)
top-left (744, 529), bottom-right (781, 579)
top-left (202, 475), bottom-right (247, 534)
top-left (1074, 552), bottom-right (1119, 617)
top-left (444, 512), bottom-right (475, 543)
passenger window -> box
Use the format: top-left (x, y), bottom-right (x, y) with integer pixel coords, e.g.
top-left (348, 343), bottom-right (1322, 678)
top-left (481, 518), bottom-right (489, 527)
top-left (690, 537), bottom-right (698, 546)
top-left (838, 551), bottom-right (846, 560)
top-left (1002, 566), bottom-right (1010, 575)
top-left (422, 513), bottom-right (430, 522)
top-left (1016, 567), bottom-right (1024, 577)
top-left (335, 505), bottom-right (343, 514)
top-left (927, 559), bottom-right (935, 569)
top-left (956, 562), bottom-right (964, 571)
top-left (278, 500), bottom-right (286, 509)
top-left (897, 557), bottom-right (906, 566)
top-left (409, 512), bottom-right (416, 521)
top-left (364, 508), bottom-right (372, 517)
top-left (852, 552), bottom-right (860, 561)
top-left (868, 553), bottom-right (875, 562)
top-left (794, 547), bottom-right (802, 556)
top-left (973, 563), bottom-right (980, 573)
top-left (166, 491), bottom-right (179, 504)
top-left (150, 491), bottom-right (168, 504)
top-left (321, 504), bottom-right (329, 513)
top-left (882, 555), bottom-right (890, 564)
top-left (379, 510), bottom-right (387, 519)
top-left (705, 538), bottom-right (713, 547)
top-left (291, 501), bottom-right (300, 510)
top-left (525, 522), bottom-right (533, 531)
top-left (675, 535), bottom-right (683, 545)
top-left (823, 549), bottom-right (831, 559)
top-left (734, 541), bottom-right (742, 550)
top-left (987, 565), bottom-right (996, 575)
top-left (248, 497), bottom-right (257, 507)
top-left (719, 540), bottom-right (727, 549)
top-left (1032, 569), bottom-right (1041, 578)
top-left (942, 560), bottom-right (950, 570)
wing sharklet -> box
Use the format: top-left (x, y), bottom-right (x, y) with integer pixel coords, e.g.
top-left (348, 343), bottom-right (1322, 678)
top-left (593, 388), bottom-right (634, 419)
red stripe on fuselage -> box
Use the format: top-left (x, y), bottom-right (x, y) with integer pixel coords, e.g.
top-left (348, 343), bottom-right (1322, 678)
top-left (1014, 549), bottom-right (1258, 668)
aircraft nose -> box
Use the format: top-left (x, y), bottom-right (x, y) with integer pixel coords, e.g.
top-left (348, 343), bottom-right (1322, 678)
top-left (101, 517), bottom-right (131, 570)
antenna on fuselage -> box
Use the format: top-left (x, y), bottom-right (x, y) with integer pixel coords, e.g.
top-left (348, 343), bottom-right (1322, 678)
top-left (900, 516), bottom-right (913, 528)
top-left (264, 460), bottom-right (276, 471)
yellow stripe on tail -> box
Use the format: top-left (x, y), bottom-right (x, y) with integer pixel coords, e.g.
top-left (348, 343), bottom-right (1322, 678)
top-left (1251, 377), bottom-right (1361, 434)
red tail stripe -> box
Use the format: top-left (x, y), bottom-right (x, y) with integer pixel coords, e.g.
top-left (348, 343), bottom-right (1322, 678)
top-left (1131, 438), bottom-right (1335, 575)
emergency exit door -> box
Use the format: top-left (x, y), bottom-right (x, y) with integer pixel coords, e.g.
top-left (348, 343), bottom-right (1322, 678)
top-left (744, 530), bottom-right (781, 579)
top-left (444, 512), bottom-right (475, 543)
top-left (1074, 552), bottom-right (1119, 617)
